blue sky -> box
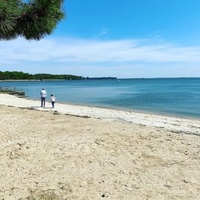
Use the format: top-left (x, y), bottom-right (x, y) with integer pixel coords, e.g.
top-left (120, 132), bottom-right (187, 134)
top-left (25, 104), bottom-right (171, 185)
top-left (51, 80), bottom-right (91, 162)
top-left (1, 0), bottom-right (200, 78)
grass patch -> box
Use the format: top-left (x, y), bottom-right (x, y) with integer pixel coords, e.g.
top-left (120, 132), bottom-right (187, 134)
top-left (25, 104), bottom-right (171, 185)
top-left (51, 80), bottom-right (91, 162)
top-left (0, 90), bottom-right (25, 96)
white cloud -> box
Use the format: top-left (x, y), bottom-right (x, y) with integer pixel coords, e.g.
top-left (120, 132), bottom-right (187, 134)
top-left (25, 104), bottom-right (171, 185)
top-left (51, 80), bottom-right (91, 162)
top-left (0, 37), bottom-right (200, 78)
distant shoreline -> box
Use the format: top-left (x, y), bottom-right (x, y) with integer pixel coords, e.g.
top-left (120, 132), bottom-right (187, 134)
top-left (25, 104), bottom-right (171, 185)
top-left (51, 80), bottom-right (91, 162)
top-left (0, 78), bottom-right (118, 82)
top-left (1, 77), bottom-right (200, 82)
top-left (0, 79), bottom-right (68, 82)
top-left (0, 79), bottom-right (42, 82)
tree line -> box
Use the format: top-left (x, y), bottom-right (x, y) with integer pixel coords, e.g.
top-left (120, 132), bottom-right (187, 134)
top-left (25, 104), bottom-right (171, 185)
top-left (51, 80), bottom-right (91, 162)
top-left (0, 71), bottom-right (83, 80)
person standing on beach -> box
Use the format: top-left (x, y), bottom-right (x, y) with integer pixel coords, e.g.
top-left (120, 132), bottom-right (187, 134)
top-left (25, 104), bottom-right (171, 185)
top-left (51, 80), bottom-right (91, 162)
top-left (40, 88), bottom-right (47, 107)
top-left (50, 94), bottom-right (56, 108)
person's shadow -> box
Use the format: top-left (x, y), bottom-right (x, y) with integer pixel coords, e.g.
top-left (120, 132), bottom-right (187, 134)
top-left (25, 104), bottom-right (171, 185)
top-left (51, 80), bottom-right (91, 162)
top-left (30, 105), bottom-right (53, 109)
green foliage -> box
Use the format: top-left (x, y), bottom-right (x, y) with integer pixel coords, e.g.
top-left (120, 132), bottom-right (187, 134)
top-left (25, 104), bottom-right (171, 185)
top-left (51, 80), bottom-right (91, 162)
top-left (0, 0), bottom-right (65, 40)
top-left (0, 71), bottom-right (83, 80)
top-left (0, 89), bottom-right (25, 96)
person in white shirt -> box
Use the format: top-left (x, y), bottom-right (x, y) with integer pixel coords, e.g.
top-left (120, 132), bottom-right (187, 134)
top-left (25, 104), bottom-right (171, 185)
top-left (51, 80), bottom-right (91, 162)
top-left (50, 94), bottom-right (56, 108)
top-left (40, 88), bottom-right (47, 107)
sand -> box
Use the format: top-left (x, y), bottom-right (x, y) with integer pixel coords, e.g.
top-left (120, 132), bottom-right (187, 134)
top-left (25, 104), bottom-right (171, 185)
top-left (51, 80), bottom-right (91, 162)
top-left (0, 94), bottom-right (200, 199)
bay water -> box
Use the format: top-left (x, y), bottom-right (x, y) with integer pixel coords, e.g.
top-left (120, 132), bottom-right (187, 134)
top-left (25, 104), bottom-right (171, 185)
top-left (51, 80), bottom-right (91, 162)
top-left (1, 78), bottom-right (200, 118)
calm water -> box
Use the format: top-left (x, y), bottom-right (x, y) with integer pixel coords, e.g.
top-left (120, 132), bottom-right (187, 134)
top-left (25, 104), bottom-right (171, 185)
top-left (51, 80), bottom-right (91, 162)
top-left (1, 78), bottom-right (200, 118)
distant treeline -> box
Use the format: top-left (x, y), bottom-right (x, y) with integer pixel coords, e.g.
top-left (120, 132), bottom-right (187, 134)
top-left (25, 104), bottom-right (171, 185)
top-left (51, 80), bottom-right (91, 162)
top-left (0, 71), bottom-right (118, 81)
top-left (85, 77), bottom-right (117, 80)
top-left (0, 71), bottom-right (83, 80)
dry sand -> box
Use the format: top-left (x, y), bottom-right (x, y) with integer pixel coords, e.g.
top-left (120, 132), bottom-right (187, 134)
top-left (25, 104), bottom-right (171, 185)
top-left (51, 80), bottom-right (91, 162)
top-left (0, 94), bottom-right (200, 199)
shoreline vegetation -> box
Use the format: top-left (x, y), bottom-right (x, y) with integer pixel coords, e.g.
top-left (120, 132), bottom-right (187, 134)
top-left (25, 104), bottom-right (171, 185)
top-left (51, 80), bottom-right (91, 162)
top-left (0, 86), bottom-right (25, 96)
top-left (0, 94), bottom-right (200, 199)
top-left (0, 71), bottom-right (117, 96)
top-left (0, 71), bottom-right (117, 81)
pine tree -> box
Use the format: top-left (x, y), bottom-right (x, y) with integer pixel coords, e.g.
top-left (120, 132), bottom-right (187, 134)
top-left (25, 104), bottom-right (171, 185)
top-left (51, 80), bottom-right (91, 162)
top-left (0, 0), bottom-right (65, 40)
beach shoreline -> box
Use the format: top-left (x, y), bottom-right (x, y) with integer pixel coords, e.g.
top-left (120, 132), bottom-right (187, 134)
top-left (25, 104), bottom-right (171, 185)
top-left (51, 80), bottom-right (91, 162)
top-left (1, 93), bottom-right (200, 136)
top-left (0, 93), bottom-right (200, 199)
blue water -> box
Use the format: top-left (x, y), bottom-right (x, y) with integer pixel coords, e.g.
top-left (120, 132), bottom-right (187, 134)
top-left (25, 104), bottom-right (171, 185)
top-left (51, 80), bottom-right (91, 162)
top-left (1, 78), bottom-right (200, 118)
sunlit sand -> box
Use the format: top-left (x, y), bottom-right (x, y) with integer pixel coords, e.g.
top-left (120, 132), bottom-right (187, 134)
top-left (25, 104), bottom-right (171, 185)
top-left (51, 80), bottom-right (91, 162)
top-left (0, 94), bottom-right (200, 199)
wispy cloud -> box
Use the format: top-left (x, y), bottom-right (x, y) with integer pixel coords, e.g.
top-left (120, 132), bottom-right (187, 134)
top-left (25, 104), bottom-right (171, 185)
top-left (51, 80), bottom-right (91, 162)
top-left (94, 28), bottom-right (109, 38)
top-left (1, 37), bottom-right (200, 78)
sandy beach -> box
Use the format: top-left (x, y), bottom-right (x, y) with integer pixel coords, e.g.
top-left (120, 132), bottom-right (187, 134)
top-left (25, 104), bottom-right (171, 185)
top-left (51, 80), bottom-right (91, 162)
top-left (0, 93), bottom-right (200, 199)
